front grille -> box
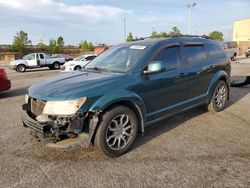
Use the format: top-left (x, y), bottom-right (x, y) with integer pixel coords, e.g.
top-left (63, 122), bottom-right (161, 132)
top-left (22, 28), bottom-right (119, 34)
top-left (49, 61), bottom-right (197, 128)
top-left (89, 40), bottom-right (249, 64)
top-left (31, 98), bottom-right (46, 116)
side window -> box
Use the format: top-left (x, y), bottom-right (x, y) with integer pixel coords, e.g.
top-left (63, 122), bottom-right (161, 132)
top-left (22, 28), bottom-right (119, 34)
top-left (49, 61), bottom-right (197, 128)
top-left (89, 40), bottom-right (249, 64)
top-left (154, 46), bottom-right (181, 69)
top-left (183, 45), bottom-right (207, 65)
top-left (29, 54), bottom-right (35, 60)
top-left (39, 54), bottom-right (44, 59)
top-left (206, 44), bottom-right (225, 59)
top-left (85, 56), bottom-right (96, 61)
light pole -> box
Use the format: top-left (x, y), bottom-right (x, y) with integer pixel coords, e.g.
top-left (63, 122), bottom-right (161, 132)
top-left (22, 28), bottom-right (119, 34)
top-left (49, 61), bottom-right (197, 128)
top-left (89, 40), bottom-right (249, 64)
top-left (188, 2), bottom-right (196, 35)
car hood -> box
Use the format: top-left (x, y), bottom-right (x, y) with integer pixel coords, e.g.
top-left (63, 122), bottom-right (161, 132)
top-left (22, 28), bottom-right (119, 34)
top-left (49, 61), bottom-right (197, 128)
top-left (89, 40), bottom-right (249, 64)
top-left (28, 71), bottom-right (123, 101)
top-left (9, 59), bottom-right (27, 65)
top-left (64, 60), bottom-right (80, 66)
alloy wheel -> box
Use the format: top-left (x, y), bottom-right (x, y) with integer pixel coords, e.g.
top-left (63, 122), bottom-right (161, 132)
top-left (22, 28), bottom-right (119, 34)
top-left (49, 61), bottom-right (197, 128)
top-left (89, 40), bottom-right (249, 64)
top-left (105, 114), bottom-right (133, 150)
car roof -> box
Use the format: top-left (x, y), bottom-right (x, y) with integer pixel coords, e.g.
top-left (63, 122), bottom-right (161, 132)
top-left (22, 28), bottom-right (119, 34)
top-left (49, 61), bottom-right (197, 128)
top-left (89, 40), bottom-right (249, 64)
top-left (118, 37), bottom-right (219, 47)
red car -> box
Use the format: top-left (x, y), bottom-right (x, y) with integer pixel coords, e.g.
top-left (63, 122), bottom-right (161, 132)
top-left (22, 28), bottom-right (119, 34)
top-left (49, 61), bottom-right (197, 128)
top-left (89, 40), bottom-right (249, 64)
top-left (0, 68), bottom-right (11, 92)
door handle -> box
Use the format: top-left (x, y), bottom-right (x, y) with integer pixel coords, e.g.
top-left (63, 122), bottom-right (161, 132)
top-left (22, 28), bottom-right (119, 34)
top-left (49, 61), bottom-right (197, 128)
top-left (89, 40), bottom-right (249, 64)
top-left (178, 72), bottom-right (187, 77)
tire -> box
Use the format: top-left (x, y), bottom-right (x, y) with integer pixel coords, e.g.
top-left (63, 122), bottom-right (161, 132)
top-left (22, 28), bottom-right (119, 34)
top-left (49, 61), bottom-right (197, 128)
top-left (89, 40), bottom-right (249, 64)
top-left (48, 66), bottom-right (54, 70)
top-left (74, 66), bottom-right (82, 70)
top-left (16, 64), bottom-right (26, 72)
top-left (231, 54), bottom-right (236, 61)
top-left (207, 80), bottom-right (229, 113)
top-left (53, 62), bottom-right (60, 69)
top-left (94, 106), bottom-right (138, 157)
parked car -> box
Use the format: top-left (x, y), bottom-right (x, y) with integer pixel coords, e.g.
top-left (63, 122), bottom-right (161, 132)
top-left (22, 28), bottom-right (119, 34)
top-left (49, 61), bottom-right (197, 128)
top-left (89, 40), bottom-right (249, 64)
top-left (220, 41), bottom-right (239, 61)
top-left (0, 68), bottom-right (11, 92)
top-left (9, 53), bottom-right (66, 72)
top-left (22, 37), bottom-right (231, 157)
top-left (245, 47), bottom-right (250, 58)
top-left (62, 54), bottom-right (97, 72)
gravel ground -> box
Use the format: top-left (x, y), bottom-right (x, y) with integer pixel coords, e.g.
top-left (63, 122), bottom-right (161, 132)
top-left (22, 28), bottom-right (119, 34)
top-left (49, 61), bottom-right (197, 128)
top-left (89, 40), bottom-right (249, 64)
top-left (0, 60), bottom-right (250, 188)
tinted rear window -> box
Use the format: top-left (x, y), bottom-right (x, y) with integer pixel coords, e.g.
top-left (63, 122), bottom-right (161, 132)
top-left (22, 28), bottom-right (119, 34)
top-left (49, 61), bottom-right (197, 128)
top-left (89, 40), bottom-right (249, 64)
top-left (184, 45), bottom-right (207, 65)
top-left (206, 44), bottom-right (225, 59)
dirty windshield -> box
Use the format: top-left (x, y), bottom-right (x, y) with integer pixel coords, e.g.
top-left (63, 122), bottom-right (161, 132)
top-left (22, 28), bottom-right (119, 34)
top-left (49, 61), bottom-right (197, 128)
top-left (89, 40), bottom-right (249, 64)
top-left (85, 45), bottom-right (147, 73)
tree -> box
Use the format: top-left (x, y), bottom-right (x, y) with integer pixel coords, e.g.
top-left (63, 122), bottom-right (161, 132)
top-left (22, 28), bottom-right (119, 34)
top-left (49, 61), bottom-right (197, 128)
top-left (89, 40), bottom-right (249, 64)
top-left (151, 31), bottom-right (159, 39)
top-left (169, 26), bottom-right (181, 36)
top-left (48, 39), bottom-right (58, 54)
top-left (57, 36), bottom-right (64, 49)
top-left (38, 40), bottom-right (47, 50)
top-left (208, 31), bottom-right (224, 41)
top-left (12, 31), bottom-right (32, 53)
top-left (48, 36), bottom-right (64, 54)
top-left (160, 31), bottom-right (168, 38)
top-left (126, 32), bottom-right (134, 42)
top-left (79, 40), bottom-right (94, 51)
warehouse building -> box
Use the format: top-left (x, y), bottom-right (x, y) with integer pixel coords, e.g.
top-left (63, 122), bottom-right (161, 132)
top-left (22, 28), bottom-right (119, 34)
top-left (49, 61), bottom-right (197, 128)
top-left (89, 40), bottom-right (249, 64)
top-left (233, 18), bottom-right (250, 55)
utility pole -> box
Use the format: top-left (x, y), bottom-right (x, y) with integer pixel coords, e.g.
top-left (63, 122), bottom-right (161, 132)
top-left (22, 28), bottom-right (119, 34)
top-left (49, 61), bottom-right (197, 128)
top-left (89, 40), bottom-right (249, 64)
top-left (124, 18), bottom-right (127, 42)
top-left (187, 2), bottom-right (196, 35)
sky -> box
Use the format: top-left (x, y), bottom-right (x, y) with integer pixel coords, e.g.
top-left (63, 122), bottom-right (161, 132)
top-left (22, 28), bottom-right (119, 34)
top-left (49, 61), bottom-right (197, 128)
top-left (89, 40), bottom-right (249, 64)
top-left (0, 0), bottom-right (249, 45)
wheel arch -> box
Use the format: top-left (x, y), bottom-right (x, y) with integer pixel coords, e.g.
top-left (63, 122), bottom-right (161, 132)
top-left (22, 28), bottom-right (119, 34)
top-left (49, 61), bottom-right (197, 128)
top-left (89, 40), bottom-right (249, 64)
top-left (207, 70), bottom-right (230, 102)
top-left (16, 64), bottom-right (27, 72)
top-left (99, 100), bottom-right (145, 133)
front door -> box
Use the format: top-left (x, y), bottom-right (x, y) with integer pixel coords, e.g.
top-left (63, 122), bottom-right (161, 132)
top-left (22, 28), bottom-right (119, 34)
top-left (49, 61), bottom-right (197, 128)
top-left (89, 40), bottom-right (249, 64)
top-left (143, 45), bottom-right (189, 122)
top-left (27, 53), bottom-right (38, 67)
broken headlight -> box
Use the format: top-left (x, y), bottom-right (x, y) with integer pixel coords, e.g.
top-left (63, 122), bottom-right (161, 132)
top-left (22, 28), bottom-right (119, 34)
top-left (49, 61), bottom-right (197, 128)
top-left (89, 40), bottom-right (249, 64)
top-left (43, 97), bottom-right (87, 115)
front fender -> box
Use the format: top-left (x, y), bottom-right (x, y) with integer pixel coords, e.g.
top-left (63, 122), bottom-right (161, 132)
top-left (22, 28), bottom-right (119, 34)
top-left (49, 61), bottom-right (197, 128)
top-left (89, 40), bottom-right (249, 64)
top-left (79, 90), bottom-right (147, 132)
top-left (207, 70), bottom-right (230, 102)
top-left (11, 60), bottom-right (28, 66)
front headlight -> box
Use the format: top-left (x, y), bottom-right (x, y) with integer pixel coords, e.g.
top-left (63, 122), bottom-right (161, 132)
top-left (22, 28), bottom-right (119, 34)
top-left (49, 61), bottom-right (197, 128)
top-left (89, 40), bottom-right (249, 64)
top-left (43, 97), bottom-right (87, 115)
top-left (25, 94), bottom-right (29, 103)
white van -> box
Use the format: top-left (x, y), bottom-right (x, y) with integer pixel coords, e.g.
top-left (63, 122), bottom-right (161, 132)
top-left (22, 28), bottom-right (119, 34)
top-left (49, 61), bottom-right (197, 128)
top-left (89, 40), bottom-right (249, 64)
top-left (220, 41), bottom-right (239, 61)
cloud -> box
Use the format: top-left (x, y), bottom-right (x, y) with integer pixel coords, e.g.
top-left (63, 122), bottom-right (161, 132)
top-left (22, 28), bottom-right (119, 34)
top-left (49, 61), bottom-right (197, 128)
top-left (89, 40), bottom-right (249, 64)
top-left (0, 0), bottom-right (131, 21)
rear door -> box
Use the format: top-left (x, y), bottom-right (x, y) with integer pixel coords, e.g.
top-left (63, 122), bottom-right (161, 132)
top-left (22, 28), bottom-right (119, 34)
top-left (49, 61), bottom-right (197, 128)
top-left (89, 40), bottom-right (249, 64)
top-left (181, 43), bottom-right (210, 100)
top-left (39, 54), bottom-right (46, 66)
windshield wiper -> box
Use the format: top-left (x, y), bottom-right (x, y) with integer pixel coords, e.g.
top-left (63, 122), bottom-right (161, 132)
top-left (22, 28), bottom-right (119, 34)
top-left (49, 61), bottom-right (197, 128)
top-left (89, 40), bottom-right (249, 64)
top-left (85, 67), bottom-right (113, 73)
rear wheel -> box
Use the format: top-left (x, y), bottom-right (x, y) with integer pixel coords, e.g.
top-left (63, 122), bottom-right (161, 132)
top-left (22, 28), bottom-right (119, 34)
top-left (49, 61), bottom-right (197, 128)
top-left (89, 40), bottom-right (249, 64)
top-left (94, 106), bottom-right (138, 157)
top-left (16, 64), bottom-right (26, 72)
top-left (53, 62), bottom-right (60, 69)
top-left (207, 80), bottom-right (228, 113)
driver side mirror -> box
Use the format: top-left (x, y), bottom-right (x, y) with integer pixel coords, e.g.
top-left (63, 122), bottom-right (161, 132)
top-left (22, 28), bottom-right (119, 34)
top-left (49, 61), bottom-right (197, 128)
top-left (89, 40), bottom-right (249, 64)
top-left (143, 61), bottom-right (165, 74)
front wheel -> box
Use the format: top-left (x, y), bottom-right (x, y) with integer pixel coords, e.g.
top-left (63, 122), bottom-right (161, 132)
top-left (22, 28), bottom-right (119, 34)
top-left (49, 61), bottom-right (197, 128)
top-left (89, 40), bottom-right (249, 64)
top-left (207, 80), bottom-right (229, 113)
top-left (74, 66), bottom-right (82, 70)
top-left (16, 64), bottom-right (26, 72)
top-left (94, 106), bottom-right (138, 157)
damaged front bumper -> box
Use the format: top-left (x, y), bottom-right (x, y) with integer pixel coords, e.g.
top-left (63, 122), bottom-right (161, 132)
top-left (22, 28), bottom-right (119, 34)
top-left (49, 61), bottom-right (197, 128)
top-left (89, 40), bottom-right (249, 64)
top-left (22, 103), bottom-right (99, 149)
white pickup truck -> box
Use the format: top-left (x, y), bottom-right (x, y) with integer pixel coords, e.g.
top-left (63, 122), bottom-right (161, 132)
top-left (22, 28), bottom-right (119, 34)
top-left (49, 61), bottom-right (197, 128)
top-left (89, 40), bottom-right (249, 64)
top-left (9, 53), bottom-right (66, 72)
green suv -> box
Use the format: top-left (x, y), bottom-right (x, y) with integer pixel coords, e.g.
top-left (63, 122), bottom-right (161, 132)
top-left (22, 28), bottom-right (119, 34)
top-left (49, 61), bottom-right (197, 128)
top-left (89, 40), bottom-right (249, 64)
top-left (22, 37), bottom-right (231, 157)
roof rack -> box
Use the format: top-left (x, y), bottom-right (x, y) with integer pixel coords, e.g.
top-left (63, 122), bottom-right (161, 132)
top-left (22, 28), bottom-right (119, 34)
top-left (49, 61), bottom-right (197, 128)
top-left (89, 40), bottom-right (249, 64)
top-left (171, 34), bottom-right (211, 39)
top-left (132, 35), bottom-right (211, 41)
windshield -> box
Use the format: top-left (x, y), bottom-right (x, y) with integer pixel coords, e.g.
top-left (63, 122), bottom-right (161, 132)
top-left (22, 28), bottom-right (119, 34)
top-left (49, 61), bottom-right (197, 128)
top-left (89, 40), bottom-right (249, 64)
top-left (85, 45), bottom-right (147, 73)
top-left (22, 54), bottom-right (35, 60)
top-left (74, 55), bottom-right (85, 61)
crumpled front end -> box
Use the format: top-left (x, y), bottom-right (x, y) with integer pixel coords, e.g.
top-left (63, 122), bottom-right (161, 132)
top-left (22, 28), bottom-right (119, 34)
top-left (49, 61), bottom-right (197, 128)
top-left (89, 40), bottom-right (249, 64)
top-left (22, 96), bottom-right (98, 149)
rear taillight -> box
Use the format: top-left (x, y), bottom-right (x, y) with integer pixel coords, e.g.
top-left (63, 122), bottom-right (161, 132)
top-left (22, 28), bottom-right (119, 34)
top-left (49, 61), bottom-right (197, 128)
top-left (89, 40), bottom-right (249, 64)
top-left (0, 69), bottom-right (7, 78)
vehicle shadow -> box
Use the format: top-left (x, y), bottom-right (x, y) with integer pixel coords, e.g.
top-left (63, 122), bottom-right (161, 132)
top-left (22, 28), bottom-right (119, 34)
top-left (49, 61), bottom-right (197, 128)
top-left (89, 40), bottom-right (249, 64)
top-left (132, 82), bottom-right (250, 152)
top-left (227, 76), bottom-right (250, 108)
top-left (24, 68), bottom-right (55, 73)
top-left (0, 87), bottom-right (28, 99)
top-left (132, 107), bottom-right (206, 151)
